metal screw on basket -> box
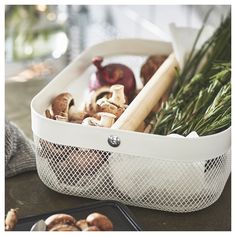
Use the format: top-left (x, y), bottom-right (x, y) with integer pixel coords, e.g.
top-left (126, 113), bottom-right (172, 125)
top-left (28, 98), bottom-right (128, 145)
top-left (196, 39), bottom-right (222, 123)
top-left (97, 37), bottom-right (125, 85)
top-left (108, 135), bottom-right (120, 147)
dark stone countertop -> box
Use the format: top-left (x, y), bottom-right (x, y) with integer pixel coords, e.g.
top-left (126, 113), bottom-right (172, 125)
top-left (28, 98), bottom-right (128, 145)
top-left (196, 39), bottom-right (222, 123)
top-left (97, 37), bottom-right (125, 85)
top-left (5, 172), bottom-right (231, 231)
top-left (5, 79), bottom-right (231, 231)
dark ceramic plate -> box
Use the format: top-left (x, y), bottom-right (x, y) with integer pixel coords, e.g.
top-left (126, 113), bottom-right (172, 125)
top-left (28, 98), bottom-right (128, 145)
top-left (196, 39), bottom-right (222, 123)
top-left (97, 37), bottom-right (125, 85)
top-left (14, 200), bottom-right (142, 231)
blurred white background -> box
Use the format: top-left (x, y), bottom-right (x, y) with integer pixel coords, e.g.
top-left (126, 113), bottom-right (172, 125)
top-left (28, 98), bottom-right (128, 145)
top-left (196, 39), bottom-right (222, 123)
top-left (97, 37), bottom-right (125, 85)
top-left (5, 5), bottom-right (230, 81)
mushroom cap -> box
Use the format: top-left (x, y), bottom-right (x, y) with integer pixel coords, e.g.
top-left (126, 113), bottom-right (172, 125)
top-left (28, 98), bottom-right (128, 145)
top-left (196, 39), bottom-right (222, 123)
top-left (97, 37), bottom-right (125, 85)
top-left (86, 212), bottom-right (113, 231)
top-left (93, 86), bottom-right (111, 100)
top-left (45, 214), bottom-right (76, 231)
top-left (49, 224), bottom-right (79, 231)
top-left (140, 55), bottom-right (167, 84)
top-left (51, 92), bottom-right (74, 116)
top-left (86, 86), bottom-right (111, 114)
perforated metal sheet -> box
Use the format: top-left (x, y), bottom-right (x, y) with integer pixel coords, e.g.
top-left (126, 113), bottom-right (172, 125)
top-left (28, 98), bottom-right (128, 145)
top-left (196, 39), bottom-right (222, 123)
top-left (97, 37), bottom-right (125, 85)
top-left (35, 135), bottom-right (231, 212)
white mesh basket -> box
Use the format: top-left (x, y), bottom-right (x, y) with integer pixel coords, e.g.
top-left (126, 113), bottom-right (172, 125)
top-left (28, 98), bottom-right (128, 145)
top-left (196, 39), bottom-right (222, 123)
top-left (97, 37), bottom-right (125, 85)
top-left (31, 39), bottom-right (231, 213)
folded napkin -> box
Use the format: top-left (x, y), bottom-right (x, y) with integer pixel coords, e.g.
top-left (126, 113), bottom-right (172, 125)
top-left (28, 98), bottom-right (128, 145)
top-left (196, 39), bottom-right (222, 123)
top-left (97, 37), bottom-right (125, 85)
top-left (5, 120), bottom-right (36, 178)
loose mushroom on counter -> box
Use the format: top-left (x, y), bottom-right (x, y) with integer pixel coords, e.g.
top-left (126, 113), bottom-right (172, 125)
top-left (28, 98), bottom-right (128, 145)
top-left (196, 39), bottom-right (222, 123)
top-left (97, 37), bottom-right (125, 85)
top-left (86, 212), bottom-right (113, 231)
top-left (45, 214), bottom-right (77, 231)
top-left (4, 209), bottom-right (114, 231)
top-left (5, 208), bottom-right (19, 231)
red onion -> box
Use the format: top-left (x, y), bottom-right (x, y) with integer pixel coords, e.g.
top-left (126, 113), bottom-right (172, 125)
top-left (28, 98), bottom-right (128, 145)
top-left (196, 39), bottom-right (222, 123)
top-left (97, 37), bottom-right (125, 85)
top-left (89, 56), bottom-right (136, 103)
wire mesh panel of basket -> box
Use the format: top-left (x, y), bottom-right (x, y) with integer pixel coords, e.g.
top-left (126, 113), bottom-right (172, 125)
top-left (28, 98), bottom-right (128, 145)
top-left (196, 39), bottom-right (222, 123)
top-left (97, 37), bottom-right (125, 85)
top-left (34, 135), bottom-right (231, 213)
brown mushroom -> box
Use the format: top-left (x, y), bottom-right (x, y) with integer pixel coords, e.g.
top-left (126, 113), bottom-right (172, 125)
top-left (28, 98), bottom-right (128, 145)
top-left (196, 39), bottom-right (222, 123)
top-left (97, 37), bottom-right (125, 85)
top-left (76, 219), bottom-right (101, 231)
top-left (45, 109), bottom-right (53, 119)
top-left (42, 137), bottom-right (109, 184)
top-left (5, 208), bottom-right (19, 231)
top-left (140, 55), bottom-right (167, 85)
top-left (86, 212), bottom-right (113, 231)
top-left (45, 92), bottom-right (74, 121)
top-left (97, 100), bottom-right (121, 116)
top-left (97, 84), bottom-right (127, 118)
top-left (49, 224), bottom-right (79, 231)
top-left (85, 86), bottom-right (111, 116)
top-left (52, 92), bottom-right (74, 116)
top-left (45, 214), bottom-right (76, 231)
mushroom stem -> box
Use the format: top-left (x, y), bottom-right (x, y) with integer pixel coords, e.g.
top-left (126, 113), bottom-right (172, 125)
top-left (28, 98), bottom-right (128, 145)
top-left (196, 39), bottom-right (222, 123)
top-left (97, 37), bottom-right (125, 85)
top-left (76, 220), bottom-right (89, 231)
top-left (108, 84), bottom-right (126, 107)
top-left (68, 105), bottom-right (87, 123)
top-left (82, 112), bottom-right (116, 128)
top-left (98, 112), bottom-right (116, 127)
top-left (55, 114), bottom-right (68, 122)
top-left (45, 109), bottom-right (53, 119)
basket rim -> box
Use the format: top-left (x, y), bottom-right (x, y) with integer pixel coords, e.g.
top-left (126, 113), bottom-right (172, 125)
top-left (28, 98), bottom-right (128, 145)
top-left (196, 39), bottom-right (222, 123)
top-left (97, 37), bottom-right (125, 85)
top-left (31, 107), bottom-right (231, 162)
top-left (31, 38), bottom-right (231, 162)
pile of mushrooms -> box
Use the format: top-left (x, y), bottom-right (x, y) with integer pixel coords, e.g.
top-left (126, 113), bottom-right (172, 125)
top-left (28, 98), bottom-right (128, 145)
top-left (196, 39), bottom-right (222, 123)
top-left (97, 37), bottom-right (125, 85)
top-left (44, 55), bottom-right (167, 131)
top-left (45, 84), bottom-right (127, 128)
top-left (5, 208), bottom-right (113, 231)
top-left (45, 212), bottom-right (113, 231)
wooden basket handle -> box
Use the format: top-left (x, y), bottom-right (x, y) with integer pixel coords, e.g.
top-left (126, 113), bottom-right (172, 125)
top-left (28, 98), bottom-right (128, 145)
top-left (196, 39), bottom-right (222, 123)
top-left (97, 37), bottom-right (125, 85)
top-left (112, 53), bottom-right (178, 131)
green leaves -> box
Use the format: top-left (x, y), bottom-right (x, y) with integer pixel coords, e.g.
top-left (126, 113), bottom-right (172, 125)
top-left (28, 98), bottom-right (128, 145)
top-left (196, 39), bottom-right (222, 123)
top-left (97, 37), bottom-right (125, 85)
top-left (151, 14), bottom-right (231, 136)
